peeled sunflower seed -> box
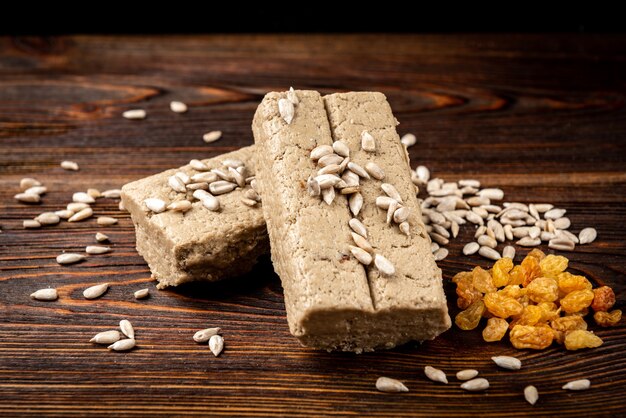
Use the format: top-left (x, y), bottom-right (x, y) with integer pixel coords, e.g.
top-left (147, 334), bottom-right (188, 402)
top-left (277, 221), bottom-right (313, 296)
top-left (287, 87), bottom-right (299, 105)
top-left (97, 217), bottom-right (118, 226)
top-left (463, 242), bottom-right (480, 255)
top-left (361, 131), bottom-right (376, 152)
top-left (393, 207), bottom-right (410, 224)
top-left (349, 218), bottom-right (368, 238)
top-left (23, 220), bottom-right (41, 229)
top-left (30, 288), bottom-right (58, 301)
top-left (461, 378), bottom-right (490, 392)
top-left (456, 369), bottom-right (479, 381)
top-left (400, 133), bottom-right (416, 147)
top-left (36, 212), bottom-right (60, 225)
top-left (579, 227), bottom-right (597, 244)
top-left (168, 200), bottom-right (192, 212)
top-left (347, 162), bottom-right (370, 179)
top-left (376, 377), bottom-right (408, 393)
top-left (86, 246), bottom-right (111, 255)
top-left (209, 334), bottom-right (224, 356)
top-left (209, 181), bottom-right (237, 195)
top-left (20, 177), bottom-right (41, 190)
top-left (170, 100), bottom-right (188, 113)
top-left (203, 130), bottom-right (222, 143)
top-left (492, 355), bottom-right (522, 370)
top-left (55, 209), bottom-right (74, 219)
top-left (14, 193), bottom-right (40, 203)
top-left (502, 245), bottom-right (516, 260)
top-left (123, 109), bottom-right (146, 120)
top-left (424, 366), bottom-right (448, 384)
top-left (67, 202), bottom-right (89, 212)
top-left (95, 232), bottom-right (109, 242)
top-left (415, 166), bottom-right (430, 183)
top-left (549, 237), bottom-right (575, 251)
top-left (25, 186), bottom-right (47, 195)
top-left (145, 198), bottom-right (166, 213)
top-left (433, 248), bottom-right (448, 261)
top-left (365, 162), bottom-right (385, 180)
top-left (201, 196), bottom-right (221, 212)
top-left (381, 183), bottom-right (402, 203)
top-left (73, 192), bottom-right (95, 204)
top-left (374, 254), bottom-right (395, 276)
top-left (101, 189), bottom-right (122, 198)
top-left (478, 246), bottom-right (501, 261)
top-left (83, 283), bottom-right (109, 300)
top-left (332, 140), bottom-right (350, 157)
top-left (90, 330), bottom-right (121, 344)
top-left (56, 253), bottom-right (86, 265)
top-left (68, 207), bottom-right (93, 222)
top-left (61, 160), bottom-right (79, 171)
top-left (193, 327), bottom-right (221, 343)
top-left (517, 237), bottom-right (541, 247)
top-left (120, 320), bottom-right (134, 339)
top-left (133, 288), bottom-right (150, 299)
top-left (478, 188), bottom-right (504, 200)
top-left (562, 379), bottom-right (590, 391)
top-left (168, 175), bottom-right (187, 192)
top-left (524, 385), bottom-right (539, 405)
top-left (350, 246), bottom-right (372, 265)
top-left (108, 339), bottom-right (136, 351)
top-left (349, 193), bottom-right (363, 216)
top-left (278, 98), bottom-right (295, 124)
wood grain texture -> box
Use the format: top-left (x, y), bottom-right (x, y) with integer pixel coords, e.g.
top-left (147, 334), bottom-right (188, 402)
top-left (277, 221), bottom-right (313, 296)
top-left (0, 34), bottom-right (625, 417)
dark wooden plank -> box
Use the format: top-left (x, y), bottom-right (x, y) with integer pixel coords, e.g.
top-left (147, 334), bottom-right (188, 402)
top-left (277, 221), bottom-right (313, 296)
top-left (0, 34), bottom-right (625, 417)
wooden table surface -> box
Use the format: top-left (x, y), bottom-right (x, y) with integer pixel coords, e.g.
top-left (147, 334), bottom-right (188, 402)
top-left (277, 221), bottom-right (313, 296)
top-left (1, 35), bottom-right (625, 417)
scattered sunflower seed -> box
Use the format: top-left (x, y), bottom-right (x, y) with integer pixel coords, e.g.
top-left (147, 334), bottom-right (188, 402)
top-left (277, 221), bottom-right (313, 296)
top-left (97, 217), bottom-right (118, 226)
top-left (365, 162), bottom-right (385, 180)
top-left (193, 327), bottom-right (221, 343)
top-left (332, 141), bottom-right (350, 157)
top-left (415, 166), bottom-right (430, 183)
top-left (68, 207), bottom-right (93, 222)
top-left (278, 98), bottom-right (295, 124)
top-left (56, 253), bottom-right (86, 265)
top-left (30, 288), bottom-right (58, 301)
top-left (433, 248), bottom-right (448, 261)
top-left (14, 193), bottom-right (40, 203)
top-left (86, 246), bottom-right (111, 255)
top-left (517, 237), bottom-right (541, 247)
top-left (492, 355), bottom-right (522, 370)
top-left (477, 235), bottom-right (497, 249)
top-left (68, 202), bottom-right (89, 212)
top-left (361, 131), bottom-right (376, 152)
top-left (168, 200), bottom-right (193, 212)
top-left (83, 283), bottom-right (109, 300)
top-left (60, 160), bottom-right (79, 171)
top-left (203, 130), bottom-right (222, 143)
top-left (424, 366), bottom-right (448, 384)
top-left (20, 177), bottom-right (41, 190)
top-left (463, 242), bottom-right (480, 255)
top-left (123, 109), bottom-right (146, 120)
top-left (108, 338), bottom-right (136, 351)
top-left (36, 212), bottom-right (60, 225)
top-left (374, 254), bottom-right (395, 276)
top-left (401, 133), bottom-right (417, 147)
top-left (209, 334), bottom-right (224, 356)
top-left (544, 208), bottom-right (566, 220)
top-left (350, 246), bottom-right (373, 265)
top-left (119, 319), bottom-right (135, 339)
top-left (90, 330), bottom-right (121, 344)
top-left (170, 101), bottom-right (188, 113)
top-left (349, 193), bottom-right (363, 216)
top-left (144, 198), bottom-right (166, 213)
top-left (393, 207), bottom-right (410, 224)
top-left (399, 222), bottom-right (410, 236)
top-left (349, 218), bottom-right (368, 238)
top-left (579, 227), bottom-right (597, 244)
top-left (376, 377), bottom-right (408, 393)
top-left (134, 288), bottom-right (150, 299)
top-left (502, 245), bottom-right (516, 260)
top-left (460, 378), bottom-right (490, 392)
top-left (456, 369), bottom-right (479, 381)
top-left (168, 175), bottom-right (187, 192)
top-left (562, 379), bottom-right (590, 391)
top-left (381, 183), bottom-right (402, 203)
top-left (25, 186), bottom-right (47, 195)
top-left (73, 192), bottom-right (95, 204)
top-left (23, 219), bottom-right (41, 229)
top-left (87, 188), bottom-right (101, 199)
top-left (287, 87), bottom-right (299, 105)
top-left (478, 246), bottom-right (501, 261)
top-left (209, 180), bottom-right (237, 195)
top-left (548, 237), bottom-right (575, 251)
top-left (478, 188), bottom-right (504, 200)
top-left (524, 385), bottom-right (539, 405)
top-left (321, 186), bottom-right (335, 205)
top-left (101, 189), bottom-right (122, 198)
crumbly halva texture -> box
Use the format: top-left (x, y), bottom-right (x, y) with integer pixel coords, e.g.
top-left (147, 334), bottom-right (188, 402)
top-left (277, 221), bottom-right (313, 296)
top-left (252, 90), bottom-right (450, 351)
top-left (121, 146), bottom-right (268, 288)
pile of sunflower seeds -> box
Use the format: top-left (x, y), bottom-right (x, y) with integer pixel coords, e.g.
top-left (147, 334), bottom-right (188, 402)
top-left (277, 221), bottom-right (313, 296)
top-left (410, 164), bottom-right (598, 261)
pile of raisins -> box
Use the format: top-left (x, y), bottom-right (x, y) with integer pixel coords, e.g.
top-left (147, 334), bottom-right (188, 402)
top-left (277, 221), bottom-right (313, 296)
top-left (453, 249), bottom-right (620, 350)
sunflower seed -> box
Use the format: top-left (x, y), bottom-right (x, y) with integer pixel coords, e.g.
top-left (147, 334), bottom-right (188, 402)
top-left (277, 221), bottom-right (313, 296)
top-left (476, 235), bottom-right (496, 249)
top-left (95, 232), bottom-right (109, 242)
top-left (432, 224), bottom-right (449, 238)
top-left (428, 211), bottom-right (446, 225)
top-left (321, 187), bottom-right (335, 205)
top-left (380, 184), bottom-right (402, 204)
top-left (544, 208), bottom-right (566, 220)
top-left (123, 109), bottom-right (146, 120)
top-left (479, 246), bottom-right (501, 260)
top-left (97, 217), bottom-right (118, 226)
top-left (466, 197), bottom-right (489, 207)
top-left (579, 227), bottom-right (597, 244)
top-left (25, 186), bottom-right (47, 195)
top-left (168, 200), bottom-right (192, 212)
top-left (361, 130), bottom-right (376, 152)
top-left (331, 141), bottom-right (349, 158)
top-left (458, 179), bottom-right (480, 188)
top-left (546, 219), bottom-right (556, 233)
top-left (540, 231), bottom-right (555, 241)
top-left (399, 221), bottom-right (410, 236)
top-left (384, 200), bottom-right (397, 225)
top-left (119, 319), bottom-right (134, 339)
top-left (208, 180), bottom-right (236, 195)
top-left (430, 242), bottom-right (439, 253)
top-left (351, 232), bottom-right (373, 253)
top-left (364, 162), bottom-right (385, 180)
top-left (193, 327), bottom-right (221, 343)
top-left (168, 175), bottom-right (187, 192)
top-left (56, 253), bottom-right (86, 265)
top-left (30, 288), bottom-right (58, 301)
top-left (278, 98), bottom-right (294, 124)
top-left (191, 172), bottom-right (218, 183)
top-left (374, 254), bottom-right (395, 276)
top-left (503, 224), bottom-right (513, 240)
top-left (102, 189), bottom-right (122, 198)
top-left (314, 174), bottom-right (341, 189)
top-left (144, 198), bottom-right (166, 213)
top-left (524, 385), bottom-right (539, 405)
top-left (472, 225), bottom-right (486, 239)
top-left (83, 283), bottom-right (109, 299)
top-left (240, 197), bottom-right (256, 207)
top-left (90, 330), bottom-right (121, 344)
top-left (349, 193), bottom-right (363, 216)
top-left (108, 338), bottom-right (136, 351)
top-left (549, 238), bottom-right (575, 251)
top-left (23, 219), bottom-right (41, 229)
top-left (450, 221), bottom-right (460, 238)
top-left (345, 162), bottom-right (368, 180)
top-left (429, 232), bottom-right (449, 246)
top-left (463, 242), bottom-right (480, 255)
top-left (553, 217), bottom-right (571, 230)
top-left (492, 355), bottom-right (522, 370)
top-left (20, 177), bottom-right (41, 190)
top-left (72, 192), bottom-right (95, 204)
top-left (528, 204), bottom-right (540, 220)
top-left (86, 246), bottom-right (111, 255)
top-left (478, 188), bottom-right (504, 200)
top-left (528, 226), bottom-right (541, 239)
top-left (465, 211), bottom-right (484, 226)
top-left (433, 248), bottom-right (448, 261)
top-left (375, 196), bottom-right (395, 210)
top-left (118, 202), bottom-right (125, 214)
top-left (134, 288), bottom-right (150, 299)
top-left (412, 166), bottom-right (429, 184)
top-left (14, 193), bottom-right (40, 203)
top-left (488, 220), bottom-right (505, 242)
top-left (186, 183), bottom-right (209, 191)
top-left (376, 377), bottom-right (408, 393)
top-left (310, 145), bottom-right (334, 161)
top-left (36, 212), bottom-right (60, 225)
top-left (287, 87), bottom-right (299, 105)
top-left (562, 379), bottom-right (590, 391)
top-left (67, 207), bottom-right (93, 222)
top-left (502, 245), bottom-right (516, 259)
top-left (209, 334), bottom-right (224, 356)
top-left (556, 229), bottom-right (579, 244)
top-left (424, 366), bottom-right (448, 384)
top-left (393, 207), bottom-right (410, 224)
top-left (201, 195), bottom-right (220, 211)
top-left (350, 245), bottom-right (373, 265)
top-left (349, 218), bottom-right (368, 238)
top-left (203, 130), bottom-right (222, 143)
top-left (189, 159), bottom-right (209, 171)
top-left (460, 378), bottom-right (489, 392)
top-left (170, 100), bottom-right (188, 113)
top-left (61, 160), bottom-right (79, 171)
top-left (401, 133), bottom-right (416, 147)
top-left (85, 189), bottom-right (101, 199)
top-left (517, 237), bottom-right (541, 247)
top-left (456, 369), bottom-right (479, 381)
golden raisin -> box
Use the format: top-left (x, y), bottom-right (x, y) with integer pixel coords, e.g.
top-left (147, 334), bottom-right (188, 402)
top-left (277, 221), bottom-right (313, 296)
top-left (492, 258), bottom-right (514, 288)
top-left (508, 265), bottom-right (526, 286)
top-left (526, 277), bottom-right (559, 303)
top-left (591, 286), bottom-right (616, 312)
top-left (551, 315), bottom-right (587, 332)
top-left (526, 248), bottom-right (546, 261)
top-left (539, 254), bottom-right (569, 277)
top-left (472, 266), bottom-right (496, 294)
top-left (482, 317), bottom-right (509, 342)
top-left (498, 285), bottom-right (524, 300)
top-left (509, 324), bottom-right (554, 349)
top-left (564, 330), bottom-right (603, 350)
top-left (594, 309), bottom-right (622, 327)
top-left (557, 272), bottom-right (592, 295)
top-left (455, 273), bottom-right (483, 309)
top-left (521, 256), bottom-right (542, 287)
top-left (512, 305), bottom-right (543, 327)
top-left (455, 300), bottom-right (485, 331)
top-left (484, 292), bottom-right (523, 319)
top-left (560, 289), bottom-right (594, 314)
top-left (537, 302), bottom-right (561, 322)
top-left (452, 271), bottom-right (472, 284)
